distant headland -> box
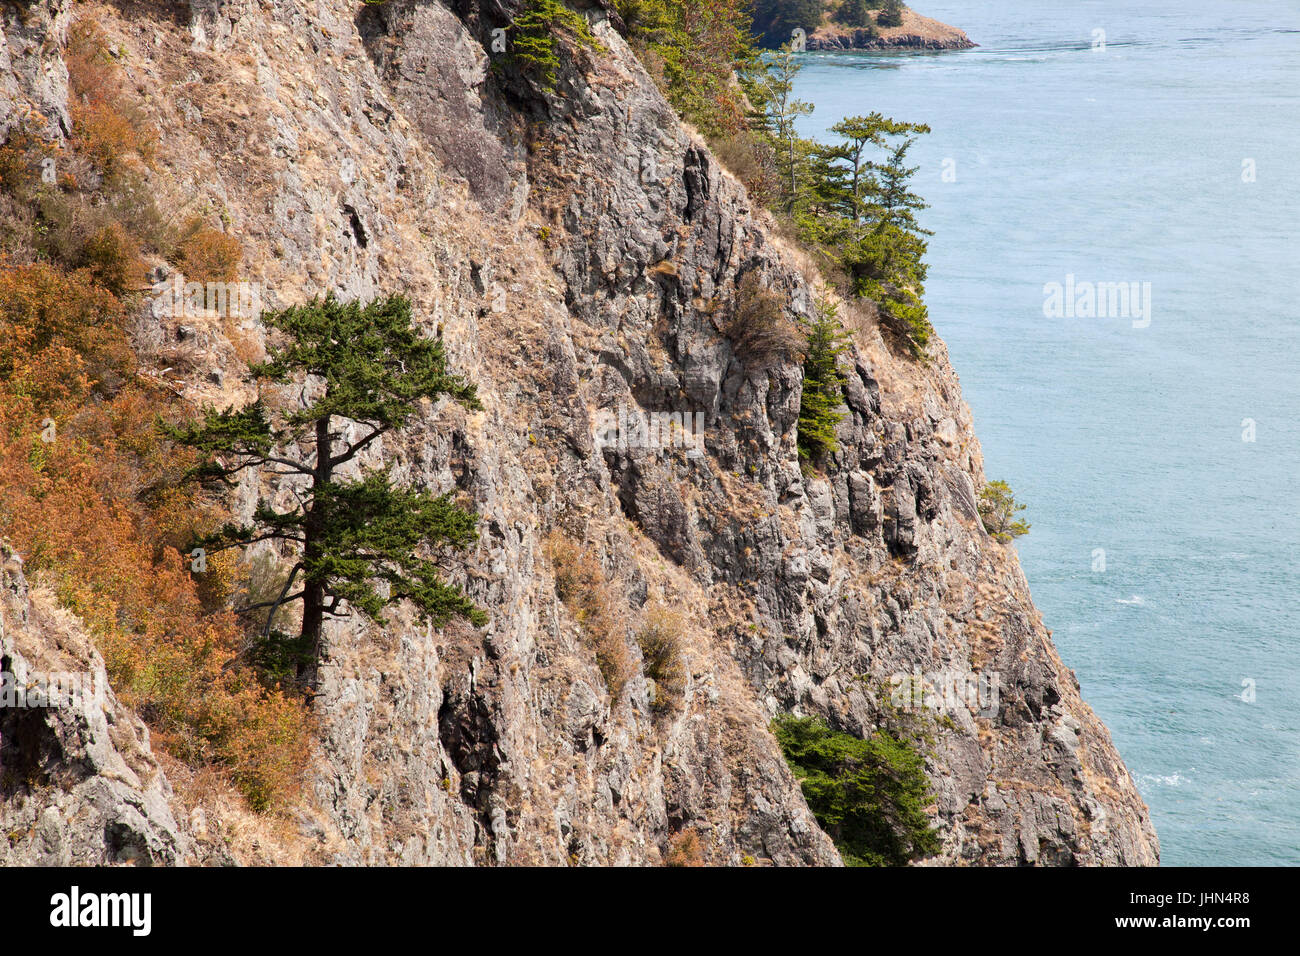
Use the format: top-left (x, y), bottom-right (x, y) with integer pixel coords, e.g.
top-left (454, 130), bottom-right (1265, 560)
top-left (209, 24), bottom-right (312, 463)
top-left (752, 2), bottom-right (977, 52)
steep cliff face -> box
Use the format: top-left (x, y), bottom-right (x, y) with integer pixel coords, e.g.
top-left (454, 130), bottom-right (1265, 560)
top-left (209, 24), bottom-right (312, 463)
top-left (0, 0), bottom-right (1157, 866)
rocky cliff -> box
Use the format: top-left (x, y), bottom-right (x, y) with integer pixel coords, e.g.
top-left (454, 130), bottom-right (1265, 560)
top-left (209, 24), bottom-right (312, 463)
top-left (0, 0), bottom-right (1155, 866)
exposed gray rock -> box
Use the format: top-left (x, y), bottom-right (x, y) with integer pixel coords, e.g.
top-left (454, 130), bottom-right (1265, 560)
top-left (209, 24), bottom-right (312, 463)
top-left (0, 0), bottom-right (70, 140)
top-left (0, 545), bottom-right (190, 866)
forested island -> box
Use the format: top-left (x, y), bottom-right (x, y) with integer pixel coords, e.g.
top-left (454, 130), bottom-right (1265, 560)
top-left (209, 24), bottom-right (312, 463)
top-left (750, 1), bottom-right (975, 50)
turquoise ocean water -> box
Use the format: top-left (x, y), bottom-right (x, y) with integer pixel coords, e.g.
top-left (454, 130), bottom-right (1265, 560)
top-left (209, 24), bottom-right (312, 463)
top-left (793, 0), bottom-right (1300, 865)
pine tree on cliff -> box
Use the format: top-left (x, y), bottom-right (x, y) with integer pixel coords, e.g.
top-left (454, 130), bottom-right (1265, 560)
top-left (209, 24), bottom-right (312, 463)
top-left (511, 0), bottom-right (600, 91)
top-left (820, 113), bottom-right (933, 352)
top-left (827, 113), bottom-right (890, 230)
top-left (759, 44), bottom-right (815, 214)
top-left (797, 294), bottom-right (850, 467)
top-left (163, 293), bottom-right (486, 687)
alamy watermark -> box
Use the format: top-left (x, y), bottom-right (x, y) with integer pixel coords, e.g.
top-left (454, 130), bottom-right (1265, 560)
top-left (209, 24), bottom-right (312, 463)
top-left (594, 403), bottom-right (706, 458)
top-left (150, 272), bottom-right (263, 320)
top-left (1, 667), bottom-right (105, 717)
top-left (890, 668), bottom-right (1001, 718)
top-left (1043, 274), bottom-right (1152, 328)
top-left (49, 886), bottom-right (150, 936)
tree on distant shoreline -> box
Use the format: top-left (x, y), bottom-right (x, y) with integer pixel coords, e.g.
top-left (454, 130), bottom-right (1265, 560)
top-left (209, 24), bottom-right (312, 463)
top-left (834, 0), bottom-right (872, 28)
top-left (751, 0), bottom-right (826, 47)
top-left (878, 0), bottom-right (905, 29)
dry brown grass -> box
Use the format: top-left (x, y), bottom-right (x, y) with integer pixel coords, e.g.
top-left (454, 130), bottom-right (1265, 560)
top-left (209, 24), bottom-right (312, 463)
top-left (155, 750), bottom-right (330, 865)
top-left (546, 532), bottom-right (634, 700)
top-left (725, 273), bottom-right (805, 368)
top-left (710, 130), bottom-right (779, 209)
top-left (637, 605), bottom-right (686, 716)
top-left (66, 20), bottom-right (156, 174)
top-left (665, 827), bottom-right (705, 867)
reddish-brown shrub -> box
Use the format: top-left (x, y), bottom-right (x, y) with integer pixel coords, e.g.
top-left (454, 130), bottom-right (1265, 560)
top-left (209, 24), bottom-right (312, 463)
top-left (82, 221), bottom-right (144, 295)
top-left (712, 130), bottom-right (780, 209)
top-left (666, 828), bottom-right (706, 867)
top-left (0, 256), bottom-right (310, 812)
top-left (175, 225), bottom-right (242, 284)
top-left (546, 533), bottom-right (634, 699)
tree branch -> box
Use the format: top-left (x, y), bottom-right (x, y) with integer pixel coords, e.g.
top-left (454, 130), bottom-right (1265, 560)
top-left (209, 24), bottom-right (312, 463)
top-left (330, 423), bottom-right (390, 468)
top-left (206, 531), bottom-right (305, 553)
top-left (223, 565), bottom-right (304, 672)
top-left (260, 562), bottom-right (305, 638)
top-left (235, 588), bottom-right (304, 616)
top-left (242, 452), bottom-right (316, 477)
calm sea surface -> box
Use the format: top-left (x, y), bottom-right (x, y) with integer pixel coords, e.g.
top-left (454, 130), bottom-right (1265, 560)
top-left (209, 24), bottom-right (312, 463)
top-left (793, 0), bottom-right (1300, 865)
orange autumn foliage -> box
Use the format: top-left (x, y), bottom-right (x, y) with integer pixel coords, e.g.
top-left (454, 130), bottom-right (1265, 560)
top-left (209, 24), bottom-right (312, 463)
top-left (0, 12), bottom-right (304, 812)
top-left (175, 225), bottom-right (243, 284)
top-left (0, 261), bottom-right (308, 813)
top-left (0, 123), bottom-right (60, 196)
top-left (0, 260), bottom-right (132, 392)
top-left (65, 20), bottom-right (155, 174)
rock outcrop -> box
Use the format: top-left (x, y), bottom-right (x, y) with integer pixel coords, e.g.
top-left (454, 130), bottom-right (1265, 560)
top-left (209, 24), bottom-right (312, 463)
top-left (0, 0), bottom-right (1154, 866)
top-left (0, 543), bottom-right (190, 865)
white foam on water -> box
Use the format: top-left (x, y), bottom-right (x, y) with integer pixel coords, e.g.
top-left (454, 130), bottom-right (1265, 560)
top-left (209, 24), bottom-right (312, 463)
top-left (1140, 772), bottom-right (1188, 788)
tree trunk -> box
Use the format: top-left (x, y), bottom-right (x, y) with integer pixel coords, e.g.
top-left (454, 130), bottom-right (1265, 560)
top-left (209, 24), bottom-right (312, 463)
top-left (298, 574), bottom-right (324, 688)
top-left (296, 414), bottom-right (332, 688)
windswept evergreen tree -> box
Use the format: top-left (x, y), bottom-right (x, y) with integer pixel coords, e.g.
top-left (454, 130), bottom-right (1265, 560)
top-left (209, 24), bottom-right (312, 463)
top-left (615, 4), bottom-right (937, 359)
top-left (772, 714), bottom-right (940, 866)
top-left (817, 114), bottom-right (933, 353)
top-left (827, 113), bottom-right (891, 228)
top-left (758, 44), bottom-right (816, 213)
top-left (978, 480), bottom-right (1031, 541)
top-left (163, 293), bottom-right (486, 687)
top-left (797, 294), bottom-right (851, 467)
top-left (873, 120), bottom-right (932, 235)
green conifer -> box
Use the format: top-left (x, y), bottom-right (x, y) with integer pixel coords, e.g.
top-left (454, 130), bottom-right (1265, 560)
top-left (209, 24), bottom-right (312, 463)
top-left (163, 293), bottom-right (486, 687)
